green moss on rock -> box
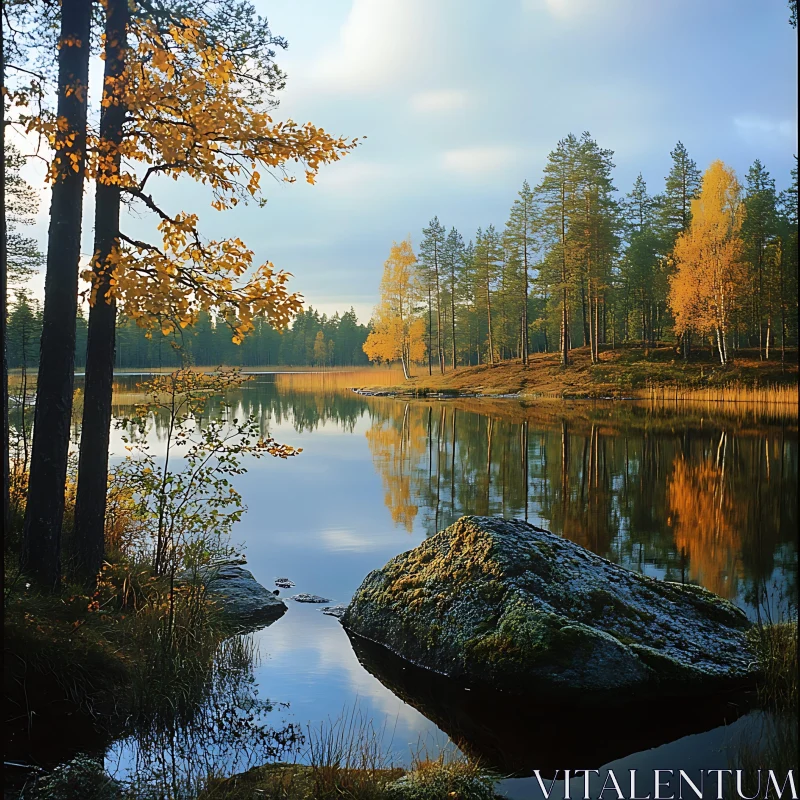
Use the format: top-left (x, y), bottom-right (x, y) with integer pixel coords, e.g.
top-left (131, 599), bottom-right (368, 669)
top-left (342, 516), bottom-right (757, 698)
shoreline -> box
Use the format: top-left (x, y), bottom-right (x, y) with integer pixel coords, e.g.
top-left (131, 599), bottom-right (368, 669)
top-left (354, 346), bottom-right (799, 403)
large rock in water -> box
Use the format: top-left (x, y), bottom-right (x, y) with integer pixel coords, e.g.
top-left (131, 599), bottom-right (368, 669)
top-left (342, 516), bottom-right (756, 699)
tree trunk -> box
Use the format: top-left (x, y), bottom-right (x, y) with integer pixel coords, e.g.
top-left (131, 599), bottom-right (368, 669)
top-left (434, 246), bottom-right (443, 374)
top-left (427, 286), bottom-right (432, 375)
top-left (486, 278), bottom-right (494, 365)
top-left (521, 236), bottom-right (529, 365)
top-left (715, 326), bottom-right (726, 366)
top-left (73, 0), bottom-right (130, 583)
top-left (1, 19), bottom-right (9, 534)
top-left (20, 0), bottom-right (92, 590)
top-left (765, 315), bottom-right (771, 361)
top-left (580, 282), bottom-right (589, 346)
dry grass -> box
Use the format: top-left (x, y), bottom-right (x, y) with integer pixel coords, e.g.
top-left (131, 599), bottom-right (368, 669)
top-left (274, 367), bottom-right (411, 394)
top-left (364, 346), bottom-right (798, 413)
top-left (749, 620), bottom-right (798, 712)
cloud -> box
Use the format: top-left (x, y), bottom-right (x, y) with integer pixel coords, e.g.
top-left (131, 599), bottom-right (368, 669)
top-left (441, 146), bottom-right (519, 177)
top-left (733, 115), bottom-right (798, 147)
top-left (410, 89), bottom-right (472, 113)
top-left (310, 0), bottom-right (436, 94)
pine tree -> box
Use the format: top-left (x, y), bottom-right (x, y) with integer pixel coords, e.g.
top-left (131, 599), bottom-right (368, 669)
top-left (443, 228), bottom-right (464, 369)
top-left (419, 217), bottom-right (447, 374)
top-left (536, 134), bottom-right (583, 366)
top-left (473, 225), bottom-right (503, 365)
top-left (775, 158), bottom-right (799, 367)
top-left (622, 173), bottom-right (662, 345)
top-left (741, 160), bottom-right (778, 358)
top-left (573, 133), bottom-right (620, 363)
top-left (505, 180), bottom-right (539, 364)
top-left (660, 141), bottom-right (702, 237)
top-left (659, 141), bottom-right (701, 359)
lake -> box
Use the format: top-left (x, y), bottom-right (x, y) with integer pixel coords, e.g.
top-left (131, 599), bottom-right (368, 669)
top-left (102, 373), bottom-right (797, 798)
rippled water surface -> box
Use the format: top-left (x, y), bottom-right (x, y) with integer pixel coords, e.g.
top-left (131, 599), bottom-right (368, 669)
top-left (103, 374), bottom-right (797, 795)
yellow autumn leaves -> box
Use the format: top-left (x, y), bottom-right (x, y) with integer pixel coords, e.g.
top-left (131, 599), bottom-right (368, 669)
top-left (363, 238), bottom-right (427, 379)
top-left (668, 160), bottom-right (745, 365)
top-left (28, 14), bottom-right (357, 347)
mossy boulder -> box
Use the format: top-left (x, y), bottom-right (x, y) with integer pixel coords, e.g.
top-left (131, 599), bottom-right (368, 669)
top-left (342, 516), bottom-right (756, 699)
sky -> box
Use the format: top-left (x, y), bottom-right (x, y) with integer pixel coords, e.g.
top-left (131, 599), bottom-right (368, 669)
top-left (13, 0), bottom-right (799, 324)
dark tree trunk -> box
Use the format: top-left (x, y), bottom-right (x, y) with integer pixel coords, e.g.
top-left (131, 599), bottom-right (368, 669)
top-left (2, 17), bottom-right (9, 534)
top-left (73, 0), bottom-right (130, 582)
top-left (21, 0), bottom-right (92, 590)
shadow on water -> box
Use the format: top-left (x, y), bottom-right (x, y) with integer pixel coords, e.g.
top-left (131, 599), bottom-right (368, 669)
top-left (346, 631), bottom-right (755, 779)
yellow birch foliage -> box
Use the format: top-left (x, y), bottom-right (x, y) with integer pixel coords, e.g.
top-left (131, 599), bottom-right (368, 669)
top-left (668, 160), bottom-right (745, 356)
top-left (363, 238), bottom-right (425, 376)
top-left (26, 16), bottom-right (358, 343)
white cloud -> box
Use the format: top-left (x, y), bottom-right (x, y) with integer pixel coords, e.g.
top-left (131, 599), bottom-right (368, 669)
top-left (441, 146), bottom-right (519, 177)
top-left (310, 0), bottom-right (436, 93)
top-left (733, 115), bottom-right (798, 147)
top-left (410, 89), bottom-right (472, 114)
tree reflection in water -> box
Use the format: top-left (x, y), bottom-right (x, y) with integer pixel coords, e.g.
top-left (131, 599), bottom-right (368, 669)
top-left (108, 635), bottom-right (303, 799)
top-left (363, 398), bottom-right (797, 616)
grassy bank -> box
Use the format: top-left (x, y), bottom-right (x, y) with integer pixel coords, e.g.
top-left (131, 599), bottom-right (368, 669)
top-left (364, 346), bottom-right (799, 401)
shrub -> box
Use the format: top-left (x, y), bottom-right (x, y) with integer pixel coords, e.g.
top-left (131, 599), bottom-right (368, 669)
top-left (29, 754), bottom-right (120, 800)
top-left (386, 754), bottom-right (496, 800)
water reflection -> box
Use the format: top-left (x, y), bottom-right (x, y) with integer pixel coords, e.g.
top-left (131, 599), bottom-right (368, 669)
top-left (348, 631), bottom-right (753, 778)
top-left (362, 397), bottom-right (797, 614)
top-left (108, 635), bottom-right (302, 798)
top-left (107, 375), bottom-right (798, 617)
top-left (99, 375), bottom-right (797, 787)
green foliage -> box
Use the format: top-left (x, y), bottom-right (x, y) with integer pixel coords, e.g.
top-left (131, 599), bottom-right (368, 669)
top-left (110, 306), bottom-right (371, 369)
top-left (408, 138), bottom-right (797, 367)
top-left (5, 142), bottom-right (45, 288)
top-left (114, 368), bottom-right (299, 576)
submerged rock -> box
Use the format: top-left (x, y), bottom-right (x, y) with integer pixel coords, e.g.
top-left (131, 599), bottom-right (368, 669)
top-left (341, 516), bottom-right (756, 699)
top-left (183, 563), bottom-right (287, 631)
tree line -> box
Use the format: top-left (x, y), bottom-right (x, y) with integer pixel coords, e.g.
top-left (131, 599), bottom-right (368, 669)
top-left (365, 138), bottom-right (798, 372)
top-left (6, 298), bottom-right (371, 369)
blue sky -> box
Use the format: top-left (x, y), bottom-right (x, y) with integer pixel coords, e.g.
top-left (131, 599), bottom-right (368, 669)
top-left (18, 0), bottom-right (799, 323)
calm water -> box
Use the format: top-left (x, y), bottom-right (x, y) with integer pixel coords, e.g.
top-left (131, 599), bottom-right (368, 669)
top-left (100, 375), bottom-right (797, 796)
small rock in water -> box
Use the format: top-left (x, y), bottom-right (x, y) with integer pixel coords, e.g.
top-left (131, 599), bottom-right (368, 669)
top-left (321, 605), bottom-right (348, 618)
top-left (292, 593), bottom-right (331, 604)
top-left (275, 578), bottom-right (295, 588)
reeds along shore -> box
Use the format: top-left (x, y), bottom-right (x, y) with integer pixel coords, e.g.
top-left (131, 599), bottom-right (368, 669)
top-left (635, 383), bottom-right (797, 423)
top-left (638, 382), bottom-right (797, 406)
